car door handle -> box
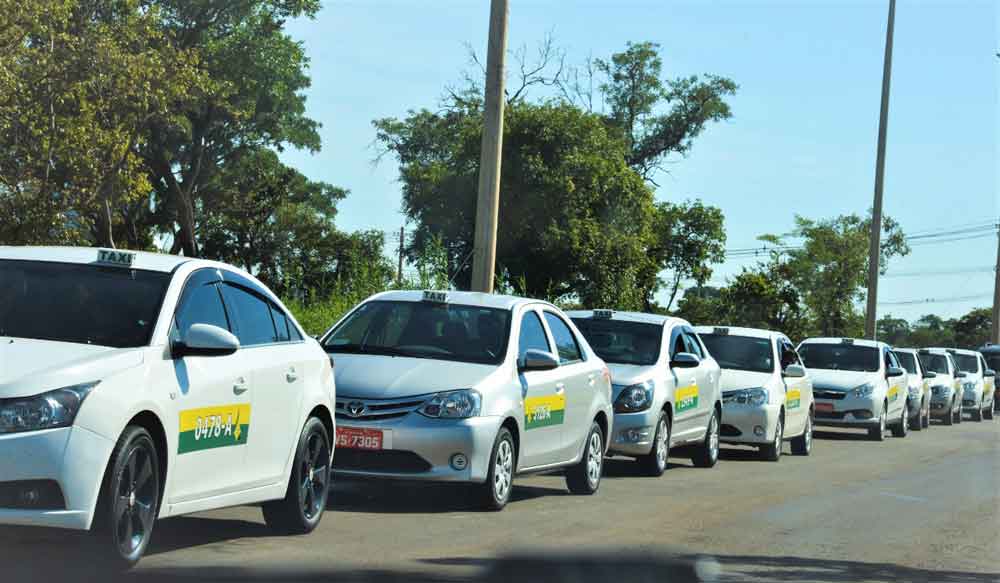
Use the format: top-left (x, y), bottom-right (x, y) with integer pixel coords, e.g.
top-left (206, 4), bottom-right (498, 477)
top-left (587, 374), bottom-right (596, 386)
top-left (233, 378), bottom-right (249, 395)
top-left (286, 368), bottom-right (298, 383)
top-left (555, 383), bottom-right (565, 394)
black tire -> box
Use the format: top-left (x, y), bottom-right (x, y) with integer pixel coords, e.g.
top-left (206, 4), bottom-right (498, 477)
top-left (566, 421), bottom-right (604, 495)
top-left (971, 405), bottom-right (983, 422)
top-left (892, 401), bottom-right (908, 438)
top-left (91, 425), bottom-right (161, 570)
top-left (909, 399), bottom-right (922, 431)
top-left (985, 405), bottom-right (995, 420)
top-left (954, 403), bottom-right (963, 424)
top-left (942, 400), bottom-right (954, 426)
top-left (759, 415), bottom-right (783, 462)
top-left (921, 406), bottom-right (930, 428)
top-left (480, 426), bottom-right (515, 510)
top-left (791, 412), bottom-right (813, 456)
top-left (691, 409), bottom-right (721, 468)
top-left (868, 404), bottom-right (887, 441)
top-left (262, 417), bottom-right (330, 534)
top-left (638, 412), bottom-right (671, 477)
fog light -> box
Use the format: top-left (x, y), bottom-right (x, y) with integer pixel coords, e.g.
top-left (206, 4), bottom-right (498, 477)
top-left (19, 488), bottom-right (40, 506)
top-left (617, 427), bottom-right (652, 444)
top-left (753, 426), bottom-right (765, 437)
top-left (854, 410), bottom-right (873, 420)
top-left (450, 453), bottom-right (468, 471)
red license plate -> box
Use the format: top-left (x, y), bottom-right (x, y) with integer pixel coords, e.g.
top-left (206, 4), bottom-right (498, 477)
top-left (815, 402), bottom-right (834, 413)
top-left (337, 426), bottom-right (384, 450)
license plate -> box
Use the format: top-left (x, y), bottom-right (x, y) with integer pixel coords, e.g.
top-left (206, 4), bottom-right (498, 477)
top-left (336, 426), bottom-right (388, 450)
top-left (815, 402), bottom-right (834, 413)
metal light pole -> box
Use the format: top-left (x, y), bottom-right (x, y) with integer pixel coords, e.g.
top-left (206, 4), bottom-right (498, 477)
top-left (864, 0), bottom-right (896, 339)
top-left (992, 222), bottom-right (999, 344)
top-left (470, 0), bottom-right (509, 293)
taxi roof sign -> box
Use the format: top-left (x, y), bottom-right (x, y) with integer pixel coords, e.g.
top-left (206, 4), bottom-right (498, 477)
top-left (96, 249), bottom-right (135, 267)
top-left (593, 309), bottom-right (614, 320)
top-left (841, 338), bottom-right (855, 345)
top-left (713, 327), bottom-right (729, 335)
top-left (422, 290), bottom-right (448, 303)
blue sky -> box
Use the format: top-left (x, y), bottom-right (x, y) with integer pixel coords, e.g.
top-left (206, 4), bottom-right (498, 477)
top-left (280, 0), bottom-right (998, 322)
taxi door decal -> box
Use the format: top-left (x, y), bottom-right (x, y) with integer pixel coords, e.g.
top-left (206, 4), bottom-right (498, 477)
top-left (786, 388), bottom-right (801, 410)
top-left (178, 404), bottom-right (252, 454)
top-left (887, 385), bottom-right (900, 403)
top-left (675, 384), bottom-right (699, 413)
top-left (524, 394), bottom-right (565, 430)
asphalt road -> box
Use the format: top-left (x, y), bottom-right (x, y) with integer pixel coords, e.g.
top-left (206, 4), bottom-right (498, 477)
top-left (3, 414), bottom-right (998, 583)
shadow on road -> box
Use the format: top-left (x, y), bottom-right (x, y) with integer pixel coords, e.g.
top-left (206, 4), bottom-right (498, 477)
top-left (328, 479), bottom-right (567, 514)
top-left (813, 429), bottom-right (874, 441)
top-left (601, 456), bottom-right (689, 478)
top-left (711, 553), bottom-right (997, 582)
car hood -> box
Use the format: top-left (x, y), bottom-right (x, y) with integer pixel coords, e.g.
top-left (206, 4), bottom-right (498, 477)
top-left (0, 337), bottom-right (144, 398)
top-left (719, 369), bottom-right (777, 392)
top-left (606, 364), bottom-right (659, 387)
top-left (808, 368), bottom-right (878, 390)
top-left (331, 353), bottom-right (503, 399)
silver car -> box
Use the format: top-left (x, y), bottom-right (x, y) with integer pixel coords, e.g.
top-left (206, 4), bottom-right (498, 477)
top-left (949, 348), bottom-right (995, 421)
top-left (920, 348), bottom-right (963, 425)
top-left (320, 291), bottom-right (613, 510)
top-left (893, 348), bottom-right (933, 430)
top-left (568, 311), bottom-right (723, 476)
top-left (696, 326), bottom-right (815, 461)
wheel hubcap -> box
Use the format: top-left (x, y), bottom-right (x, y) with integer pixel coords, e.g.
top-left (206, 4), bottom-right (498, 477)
top-left (587, 432), bottom-right (603, 486)
top-left (774, 419), bottom-right (782, 454)
top-left (709, 416), bottom-right (719, 460)
top-left (494, 439), bottom-right (513, 501)
top-left (805, 417), bottom-right (812, 451)
top-left (114, 444), bottom-right (157, 557)
top-left (300, 431), bottom-right (329, 520)
top-left (656, 419), bottom-right (668, 468)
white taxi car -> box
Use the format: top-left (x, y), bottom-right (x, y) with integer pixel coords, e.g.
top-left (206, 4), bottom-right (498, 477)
top-left (949, 348), bottom-right (995, 421)
top-left (321, 291), bottom-right (613, 510)
top-left (568, 311), bottom-right (723, 476)
top-left (919, 348), bottom-right (963, 425)
top-left (798, 338), bottom-right (909, 441)
top-left (0, 247), bottom-right (336, 567)
top-left (695, 326), bottom-right (814, 461)
top-left (892, 348), bottom-right (933, 430)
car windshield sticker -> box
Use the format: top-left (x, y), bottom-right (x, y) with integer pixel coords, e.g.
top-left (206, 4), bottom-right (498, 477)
top-left (675, 384), bottom-right (699, 413)
top-left (786, 388), bottom-right (801, 410)
top-left (178, 404), bottom-right (251, 454)
top-left (524, 394), bottom-right (565, 429)
top-left (96, 249), bottom-right (136, 267)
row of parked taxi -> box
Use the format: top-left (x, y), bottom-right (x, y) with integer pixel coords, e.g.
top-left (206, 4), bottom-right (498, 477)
top-left (0, 247), bottom-right (995, 568)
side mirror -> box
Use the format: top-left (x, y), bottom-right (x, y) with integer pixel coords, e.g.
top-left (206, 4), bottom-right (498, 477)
top-left (886, 366), bottom-right (905, 378)
top-left (519, 349), bottom-right (559, 372)
top-left (172, 323), bottom-right (240, 359)
top-left (986, 369), bottom-right (996, 378)
top-left (783, 364), bottom-right (806, 378)
top-left (924, 371), bottom-right (937, 379)
top-left (670, 352), bottom-right (701, 369)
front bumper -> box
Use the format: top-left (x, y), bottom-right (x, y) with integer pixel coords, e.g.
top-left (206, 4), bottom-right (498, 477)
top-left (813, 395), bottom-right (880, 428)
top-left (962, 392), bottom-right (982, 409)
top-left (332, 414), bottom-right (503, 483)
top-left (608, 409), bottom-right (660, 456)
top-left (0, 426), bottom-right (114, 530)
top-left (930, 390), bottom-right (958, 417)
top-left (720, 402), bottom-right (782, 445)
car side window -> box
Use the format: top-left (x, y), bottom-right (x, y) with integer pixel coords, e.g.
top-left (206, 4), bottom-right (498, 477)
top-left (518, 311), bottom-right (551, 361)
top-left (221, 284), bottom-right (278, 346)
top-left (670, 330), bottom-right (686, 358)
top-left (543, 312), bottom-right (583, 364)
top-left (885, 350), bottom-right (901, 372)
top-left (270, 304), bottom-right (291, 342)
top-left (174, 281), bottom-right (230, 339)
top-left (682, 331), bottom-right (703, 359)
top-left (780, 340), bottom-right (799, 370)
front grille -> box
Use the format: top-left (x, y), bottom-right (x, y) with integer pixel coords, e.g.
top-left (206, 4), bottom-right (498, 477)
top-left (814, 389), bottom-right (847, 400)
top-left (335, 396), bottom-right (427, 421)
top-left (332, 450), bottom-right (432, 473)
top-left (0, 480), bottom-right (65, 510)
top-left (815, 410), bottom-right (846, 420)
top-left (963, 400), bottom-right (976, 406)
top-left (720, 424), bottom-right (742, 437)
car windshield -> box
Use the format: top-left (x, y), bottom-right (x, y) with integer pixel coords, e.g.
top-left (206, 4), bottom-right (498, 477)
top-left (918, 353), bottom-right (950, 374)
top-left (952, 353), bottom-right (979, 374)
top-left (323, 300), bottom-right (511, 365)
top-left (0, 259), bottom-right (170, 348)
top-left (893, 351), bottom-right (918, 375)
top-left (798, 343), bottom-right (879, 372)
top-left (699, 334), bottom-right (774, 373)
top-left (571, 318), bottom-right (661, 366)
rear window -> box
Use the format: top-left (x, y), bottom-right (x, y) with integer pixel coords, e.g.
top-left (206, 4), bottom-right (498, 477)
top-left (893, 351), bottom-right (918, 375)
top-left (699, 334), bottom-right (774, 373)
top-left (0, 259), bottom-right (169, 348)
top-left (798, 343), bottom-right (879, 373)
top-left (572, 318), bottom-right (661, 366)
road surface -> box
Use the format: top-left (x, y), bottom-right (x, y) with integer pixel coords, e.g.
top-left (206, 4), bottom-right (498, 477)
top-left (3, 416), bottom-right (997, 582)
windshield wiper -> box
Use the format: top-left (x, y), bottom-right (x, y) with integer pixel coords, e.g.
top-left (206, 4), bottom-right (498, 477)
top-left (324, 343), bottom-right (416, 358)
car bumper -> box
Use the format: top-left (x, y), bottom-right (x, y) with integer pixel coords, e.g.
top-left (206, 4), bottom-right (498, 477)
top-left (907, 394), bottom-right (923, 419)
top-left (962, 393), bottom-right (982, 409)
top-left (720, 403), bottom-right (782, 445)
top-left (331, 414), bottom-right (503, 483)
top-left (930, 391), bottom-right (958, 416)
top-left (608, 409), bottom-right (660, 456)
top-left (0, 426), bottom-right (115, 530)
top-left (814, 395), bottom-right (880, 428)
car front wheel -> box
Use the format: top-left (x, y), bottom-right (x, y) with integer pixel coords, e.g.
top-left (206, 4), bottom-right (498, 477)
top-left (480, 426), bottom-right (515, 510)
top-left (639, 412), bottom-right (670, 477)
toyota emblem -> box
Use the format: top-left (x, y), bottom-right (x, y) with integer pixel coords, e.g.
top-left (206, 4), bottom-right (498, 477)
top-left (346, 401), bottom-right (367, 417)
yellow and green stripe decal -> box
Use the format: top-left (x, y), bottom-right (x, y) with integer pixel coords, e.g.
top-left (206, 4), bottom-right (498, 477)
top-left (675, 384), bottom-right (699, 413)
top-left (525, 394), bottom-right (565, 430)
top-left (888, 386), bottom-right (900, 403)
top-left (178, 404), bottom-right (251, 454)
top-left (786, 389), bottom-right (801, 410)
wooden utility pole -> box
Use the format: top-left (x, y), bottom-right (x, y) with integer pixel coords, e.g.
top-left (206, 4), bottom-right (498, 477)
top-left (470, 0), bottom-right (509, 293)
top-left (992, 221), bottom-right (999, 344)
top-left (864, 0), bottom-right (896, 340)
top-left (397, 226), bottom-right (405, 287)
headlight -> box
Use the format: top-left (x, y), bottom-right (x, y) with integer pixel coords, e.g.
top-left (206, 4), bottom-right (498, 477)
top-left (0, 382), bottom-right (99, 435)
top-left (418, 389), bottom-right (481, 419)
top-left (723, 387), bottom-right (768, 407)
top-left (614, 380), bottom-right (654, 413)
top-left (931, 385), bottom-right (949, 397)
top-left (852, 383), bottom-right (875, 398)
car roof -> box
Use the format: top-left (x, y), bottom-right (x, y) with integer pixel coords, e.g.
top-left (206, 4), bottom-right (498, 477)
top-left (692, 325), bottom-right (783, 341)
top-left (920, 347), bottom-right (955, 356)
top-left (946, 347), bottom-right (980, 356)
top-left (366, 290), bottom-right (544, 311)
top-left (980, 343), bottom-right (1000, 354)
top-left (0, 246), bottom-right (191, 273)
top-left (799, 337), bottom-right (886, 349)
top-left (565, 310), bottom-right (685, 327)
top-left (893, 347), bottom-right (919, 354)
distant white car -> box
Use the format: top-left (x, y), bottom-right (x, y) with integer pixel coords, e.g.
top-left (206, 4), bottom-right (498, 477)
top-left (892, 348), bottom-right (933, 430)
top-left (0, 247), bottom-right (336, 567)
top-left (949, 348), bottom-right (995, 421)
top-left (919, 348), bottom-right (963, 425)
top-left (797, 338), bottom-right (909, 441)
top-left (695, 326), bottom-right (814, 461)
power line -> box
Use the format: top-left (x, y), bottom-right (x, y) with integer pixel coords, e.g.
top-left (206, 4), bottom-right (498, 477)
top-left (877, 293), bottom-right (992, 306)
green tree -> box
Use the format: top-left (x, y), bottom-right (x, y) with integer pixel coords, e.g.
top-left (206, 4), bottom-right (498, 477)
top-left (876, 315), bottom-right (911, 346)
top-left (673, 286), bottom-right (725, 326)
top-left (716, 269), bottom-right (811, 340)
top-left (952, 307), bottom-right (991, 349)
top-left (650, 200), bottom-right (726, 310)
top-left (907, 314), bottom-right (956, 348)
